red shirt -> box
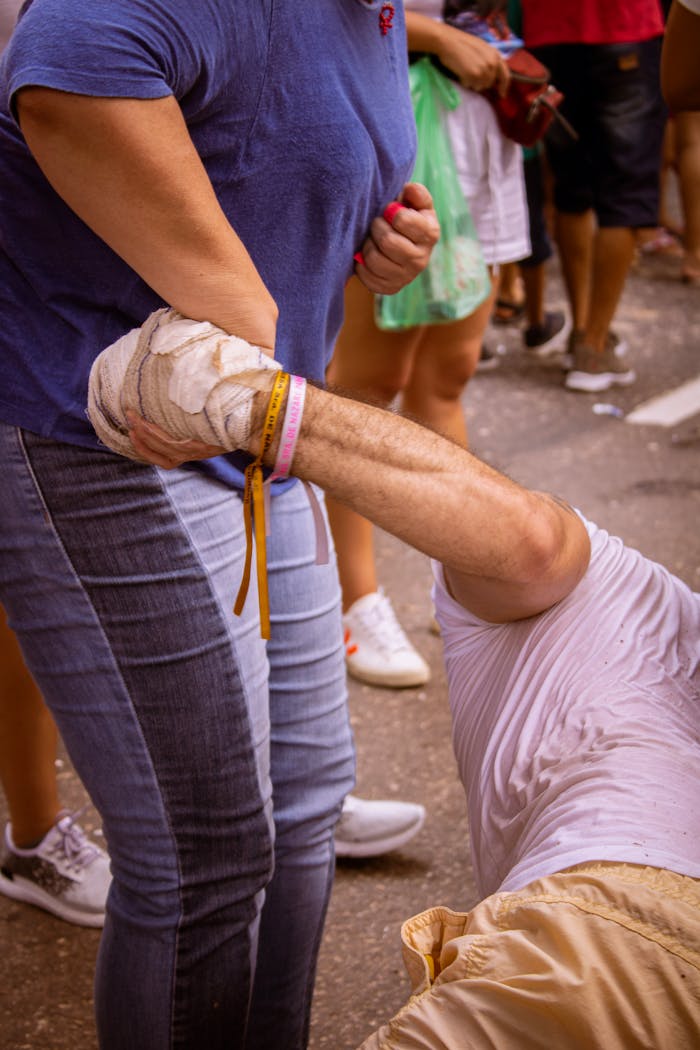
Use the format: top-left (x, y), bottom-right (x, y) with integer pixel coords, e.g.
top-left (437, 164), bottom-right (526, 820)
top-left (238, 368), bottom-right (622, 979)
top-left (521, 0), bottom-right (664, 47)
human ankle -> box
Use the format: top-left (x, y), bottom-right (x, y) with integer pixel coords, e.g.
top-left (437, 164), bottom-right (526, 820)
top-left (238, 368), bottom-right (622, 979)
top-left (10, 814), bottom-right (58, 850)
top-left (582, 330), bottom-right (606, 353)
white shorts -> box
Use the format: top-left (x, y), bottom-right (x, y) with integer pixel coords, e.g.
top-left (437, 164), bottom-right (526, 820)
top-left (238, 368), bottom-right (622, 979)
top-left (444, 88), bottom-right (530, 267)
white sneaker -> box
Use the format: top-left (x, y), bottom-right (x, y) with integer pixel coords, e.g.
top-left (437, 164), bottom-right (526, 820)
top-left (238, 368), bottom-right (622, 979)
top-left (343, 590), bottom-right (430, 688)
top-left (334, 795), bottom-right (426, 858)
top-left (0, 810), bottom-right (111, 927)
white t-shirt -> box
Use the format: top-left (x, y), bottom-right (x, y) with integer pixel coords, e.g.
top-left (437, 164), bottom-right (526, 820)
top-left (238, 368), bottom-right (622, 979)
top-left (433, 516), bottom-right (700, 898)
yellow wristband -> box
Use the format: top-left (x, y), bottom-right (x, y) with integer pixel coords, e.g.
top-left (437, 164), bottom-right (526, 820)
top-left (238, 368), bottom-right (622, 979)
top-left (234, 371), bottom-right (290, 639)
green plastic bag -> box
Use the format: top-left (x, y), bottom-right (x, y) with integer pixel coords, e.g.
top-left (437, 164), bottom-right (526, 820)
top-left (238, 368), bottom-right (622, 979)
top-left (376, 57), bottom-right (490, 331)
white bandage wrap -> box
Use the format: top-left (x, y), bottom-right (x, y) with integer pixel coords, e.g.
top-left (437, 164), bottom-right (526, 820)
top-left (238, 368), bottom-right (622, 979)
top-left (87, 307), bottom-right (282, 460)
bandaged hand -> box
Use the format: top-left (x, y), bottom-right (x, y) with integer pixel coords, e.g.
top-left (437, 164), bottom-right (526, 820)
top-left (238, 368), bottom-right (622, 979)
top-left (88, 307), bottom-right (282, 465)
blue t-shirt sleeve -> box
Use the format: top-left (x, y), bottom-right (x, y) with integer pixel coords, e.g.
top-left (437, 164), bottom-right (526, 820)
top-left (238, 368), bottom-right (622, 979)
top-left (4, 0), bottom-right (200, 116)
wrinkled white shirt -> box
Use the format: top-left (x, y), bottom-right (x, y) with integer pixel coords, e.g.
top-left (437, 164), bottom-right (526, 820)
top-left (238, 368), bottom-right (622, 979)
top-left (434, 516), bottom-right (700, 896)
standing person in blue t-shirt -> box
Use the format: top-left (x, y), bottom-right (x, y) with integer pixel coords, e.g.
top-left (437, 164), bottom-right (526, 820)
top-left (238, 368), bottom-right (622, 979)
top-left (0, 2), bottom-right (439, 1048)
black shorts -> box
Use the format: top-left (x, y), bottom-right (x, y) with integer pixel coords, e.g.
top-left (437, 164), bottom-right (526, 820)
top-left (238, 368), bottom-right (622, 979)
top-left (519, 151), bottom-right (552, 269)
top-left (533, 38), bottom-right (666, 229)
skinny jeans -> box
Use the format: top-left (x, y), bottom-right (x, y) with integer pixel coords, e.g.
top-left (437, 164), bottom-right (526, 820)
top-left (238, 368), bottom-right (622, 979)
top-left (0, 423), bottom-right (355, 1050)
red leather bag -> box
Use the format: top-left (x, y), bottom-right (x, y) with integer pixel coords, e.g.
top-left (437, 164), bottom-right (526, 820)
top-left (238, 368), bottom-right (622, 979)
top-left (484, 48), bottom-right (576, 148)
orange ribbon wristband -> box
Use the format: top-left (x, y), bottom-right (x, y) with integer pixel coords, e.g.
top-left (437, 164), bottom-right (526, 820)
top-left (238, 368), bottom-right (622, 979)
top-left (234, 371), bottom-right (290, 639)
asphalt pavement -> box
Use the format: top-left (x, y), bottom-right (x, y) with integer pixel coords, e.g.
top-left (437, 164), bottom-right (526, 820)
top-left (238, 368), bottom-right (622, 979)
top-left (1, 244), bottom-right (698, 1049)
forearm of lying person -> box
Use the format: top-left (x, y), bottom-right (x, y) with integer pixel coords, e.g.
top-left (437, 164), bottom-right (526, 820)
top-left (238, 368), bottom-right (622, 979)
top-left (252, 382), bottom-right (591, 623)
top-left (116, 320), bottom-right (590, 623)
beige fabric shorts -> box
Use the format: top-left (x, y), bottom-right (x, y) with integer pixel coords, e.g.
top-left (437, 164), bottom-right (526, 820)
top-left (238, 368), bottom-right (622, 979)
top-left (359, 863), bottom-right (700, 1050)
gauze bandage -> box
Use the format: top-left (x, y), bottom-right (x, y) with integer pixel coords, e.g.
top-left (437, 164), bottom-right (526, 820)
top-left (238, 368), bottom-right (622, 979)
top-left (87, 307), bottom-right (282, 460)
top-left (86, 307), bottom-right (327, 640)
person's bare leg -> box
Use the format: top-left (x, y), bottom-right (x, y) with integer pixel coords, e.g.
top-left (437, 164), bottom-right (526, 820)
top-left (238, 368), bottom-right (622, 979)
top-left (326, 278), bottom-right (422, 406)
top-left (584, 226), bottom-right (636, 352)
top-left (521, 262), bottom-right (545, 329)
top-left (659, 117), bottom-right (683, 238)
top-left (0, 606), bottom-right (60, 847)
top-left (676, 110), bottom-right (700, 283)
top-left (402, 280), bottom-right (496, 448)
top-left (554, 209), bottom-right (594, 334)
top-left (493, 260), bottom-right (524, 323)
top-left (326, 278), bottom-right (422, 609)
top-left (325, 504), bottom-right (377, 611)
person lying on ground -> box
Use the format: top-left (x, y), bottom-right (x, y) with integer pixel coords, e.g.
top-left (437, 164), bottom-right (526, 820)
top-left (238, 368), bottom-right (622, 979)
top-left (90, 310), bottom-right (700, 1050)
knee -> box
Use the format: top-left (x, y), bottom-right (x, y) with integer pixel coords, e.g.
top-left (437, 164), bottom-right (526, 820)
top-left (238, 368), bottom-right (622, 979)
top-left (106, 806), bottom-right (275, 928)
top-left (419, 356), bottom-right (477, 401)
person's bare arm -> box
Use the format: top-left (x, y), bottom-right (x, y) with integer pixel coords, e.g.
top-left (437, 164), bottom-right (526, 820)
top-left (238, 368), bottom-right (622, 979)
top-left (662, 1), bottom-right (700, 111)
top-left (16, 89), bottom-right (278, 348)
top-left (130, 378), bottom-right (590, 624)
top-left (276, 387), bottom-right (589, 622)
top-left (405, 10), bottom-right (509, 94)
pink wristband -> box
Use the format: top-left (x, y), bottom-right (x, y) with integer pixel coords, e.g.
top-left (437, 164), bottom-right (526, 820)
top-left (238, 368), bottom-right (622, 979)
top-left (264, 374), bottom-right (329, 564)
top-left (269, 373), bottom-right (307, 481)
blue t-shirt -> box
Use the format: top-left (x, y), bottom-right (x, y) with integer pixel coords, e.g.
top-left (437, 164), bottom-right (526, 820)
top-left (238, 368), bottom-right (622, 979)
top-left (0, 0), bottom-right (416, 488)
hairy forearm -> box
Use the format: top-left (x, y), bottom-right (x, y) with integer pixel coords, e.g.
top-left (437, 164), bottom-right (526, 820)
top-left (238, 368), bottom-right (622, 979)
top-left (17, 90), bottom-right (278, 348)
top-left (253, 381), bottom-right (590, 622)
top-left (117, 316), bottom-right (589, 622)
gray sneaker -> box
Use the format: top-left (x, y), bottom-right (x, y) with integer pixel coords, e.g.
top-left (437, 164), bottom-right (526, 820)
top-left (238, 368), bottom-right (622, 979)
top-left (0, 810), bottom-right (111, 927)
top-left (565, 332), bottom-right (635, 392)
top-left (523, 310), bottom-right (572, 358)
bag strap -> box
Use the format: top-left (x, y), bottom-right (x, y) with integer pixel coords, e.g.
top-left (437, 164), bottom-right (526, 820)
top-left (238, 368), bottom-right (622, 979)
top-left (509, 68), bottom-right (549, 86)
top-left (532, 88), bottom-right (579, 141)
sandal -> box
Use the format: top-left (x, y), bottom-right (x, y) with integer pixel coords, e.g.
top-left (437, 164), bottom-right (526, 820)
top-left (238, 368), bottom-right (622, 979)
top-left (492, 296), bottom-right (526, 326)
top-left (638, 227), bottom-right (683, 257)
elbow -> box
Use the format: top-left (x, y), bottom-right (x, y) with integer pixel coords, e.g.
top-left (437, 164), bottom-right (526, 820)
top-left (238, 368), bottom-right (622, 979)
top-left (514, 507), bottom-right (564, 584)
top-left (442, 494), bottom-right (591, 624)
top-left (513, 500), bottom-right (590, 611)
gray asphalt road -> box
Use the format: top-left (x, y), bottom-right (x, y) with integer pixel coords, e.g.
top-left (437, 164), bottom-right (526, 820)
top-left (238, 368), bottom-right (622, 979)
top-left (1, 247), bottom-right (698, 1050)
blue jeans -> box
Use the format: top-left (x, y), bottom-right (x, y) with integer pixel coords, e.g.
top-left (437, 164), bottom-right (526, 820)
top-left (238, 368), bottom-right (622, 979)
top-left (0, 424), bottom-right (355, 1050)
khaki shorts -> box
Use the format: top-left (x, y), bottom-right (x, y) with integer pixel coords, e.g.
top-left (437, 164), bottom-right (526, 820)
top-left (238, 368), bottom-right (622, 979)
top-left (359, 863), bottom-right (700, 1050)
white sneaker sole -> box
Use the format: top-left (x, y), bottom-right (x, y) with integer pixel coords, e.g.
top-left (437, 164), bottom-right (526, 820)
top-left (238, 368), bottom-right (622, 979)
top-left (565, 368), bottom-right (636, 392)
top-left (335, 810), bottom-right (426, 859)
top-left (0, 871), bottom-right (106, 928)
top-left (345, 660), bottom-right (430, 688)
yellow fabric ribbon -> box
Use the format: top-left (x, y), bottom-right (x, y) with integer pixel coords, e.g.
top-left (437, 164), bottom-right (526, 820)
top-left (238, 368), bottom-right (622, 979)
top-left (234, 371), bottom-right (290, 639)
